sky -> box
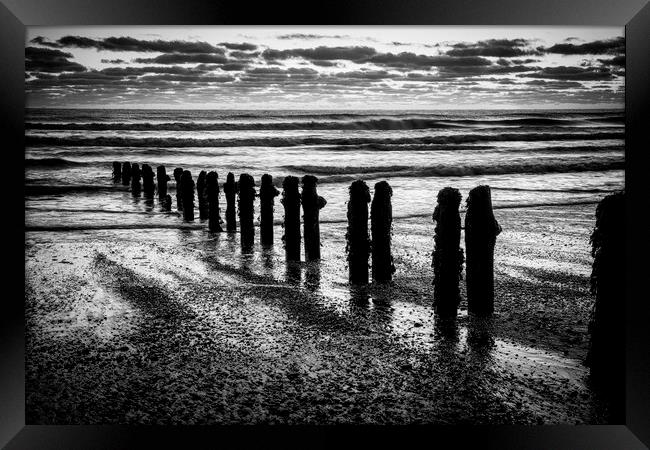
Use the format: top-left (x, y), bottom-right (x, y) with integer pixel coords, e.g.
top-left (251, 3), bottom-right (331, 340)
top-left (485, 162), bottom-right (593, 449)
top-left (25, 26), bottom-right (625, 110)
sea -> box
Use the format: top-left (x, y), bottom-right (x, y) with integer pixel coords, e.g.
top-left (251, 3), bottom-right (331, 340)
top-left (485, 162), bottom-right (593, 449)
top-left (24, 108), bottom-right (624, 233)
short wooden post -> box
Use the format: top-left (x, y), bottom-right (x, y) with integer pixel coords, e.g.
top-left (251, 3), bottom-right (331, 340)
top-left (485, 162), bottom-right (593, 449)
top-left (260, 174), bottom-right (280, 246)
top-left (112, 162), bottom-right (121, 183)
top-left (238, 173), bottom-right (256, 250)
top-left (197, 170), bottom-right (209, 220)
top-left (206, 171), bottom-right (223, 232)
top-left (431, 187), bottom-right (463, 318)
top-left (224, 172), bottom-right (238, 232)
top-left (121, 162), bottom-right (131, 186)
top-left (301, 175), bottom-right (326, 261)
top-left (371, 181), bottom-right (394, 282)
top-left (157, 166), bottom-right (169, 199)
top-left (347, 180), bottom-right (371, 284)
top-left (142, 164), bottom-right (155, 197)
top-left (173, 167), bottom-right (184, 211)
top-left (586, 191), bottom-right (625, 422)
top-left (281, 176), bottom-right (301, 261)
top-left (465, 185), bottom-right (501, 316)
top-left (161, 194), bottom-right (172, 211)
top-left (180, 170), bottom-right (195, 221)
top-left (131, 163), bottom-right (142, 195)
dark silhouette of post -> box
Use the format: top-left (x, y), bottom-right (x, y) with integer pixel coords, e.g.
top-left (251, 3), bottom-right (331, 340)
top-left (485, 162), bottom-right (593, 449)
top-left (238, 174), bottom-right (256, 250)
top-left (347, 180), bottom-right (371, 284)
top-left (260, 174), bottom-right (280, 246)
top-left (371, 181), bottom-right (395, 282)
top-left (112, 162), bottom-right (121, 183)
top-left (157, 166), bottom-right (169, 199)
top-left (121, 162), bottom-right (132, 186)
top-left (586, 191), bottom-right (625, 423)
top-left (224, 172), bottom-right (238, 232)
top-left (131, 163), bottom-right (142, 195)
top-left (281, 176), bottom-right (301, 261)
top-left (301, 175), bottom-right (327, 261)
top-left (173, 167), bottom-right (184, 211)
top-left (161, 194), bottom-right (172, 211)
top-left (142, 164), bottom-right (155, 197)
top-left (180, 170), bottom-right (195, 221)
top-left (206, 171), bottom-right (223, 232)
top-left (432, 187), bottom-right (464, 318)
top-left (197, 170), bottom-right (209, 220)
top-left (465, 185), bottom-right (501, 316)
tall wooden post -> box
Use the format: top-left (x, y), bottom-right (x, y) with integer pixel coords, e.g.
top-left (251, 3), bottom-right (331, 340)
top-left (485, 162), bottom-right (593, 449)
top-left (281, 176), bottom-right (301, 261)
top-left (142, 164), bottom-right (155, 197)
top-left (112, 162), bottom-right (121, 183)
top-left (157, 165), bottom-right (169, 199)
top-left (224, 172), bottom-right (237, 232)
top-left (371, 181), bottom-right (394, 282)
top-left (238, 174), bottom-right (256, 250)
top-left (347, 180), bottom-right (371, 284)
top-left (260, 174), bottom-right (280, 246)
top-left (586, 191), bottom-right (625, 422)
top-left (173, 167), bottom-right (184, 211)
top-left (180, 170), bottom-right (195, 221)
top-left (121, 162), bottom-right (131, 186)
top-left (301, 175), bottom-right (326, 261)
top-left (197, 170), bottom-right (209, 220)
top-left (432, 187), bottom-right (463, 318)
top-left (206, 171), bottom-right (223, 232)
top-left (465, 185), bottom-right (501, 316)
top-left (131, 163), bottom-right (142, 195)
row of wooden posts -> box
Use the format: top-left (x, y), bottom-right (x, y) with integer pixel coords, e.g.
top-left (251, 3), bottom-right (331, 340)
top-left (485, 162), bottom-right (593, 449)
top-left (112, 161), bottom-right (503, 319)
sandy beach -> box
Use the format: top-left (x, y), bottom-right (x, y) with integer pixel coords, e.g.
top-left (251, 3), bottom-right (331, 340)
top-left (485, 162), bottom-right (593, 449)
top-left (25, 202), bottom-right (610, 425)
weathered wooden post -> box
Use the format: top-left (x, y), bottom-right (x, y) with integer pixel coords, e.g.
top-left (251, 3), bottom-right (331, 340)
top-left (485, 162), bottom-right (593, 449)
top-left (197, 170), bottom-right (209, 220)
top-left (112, 162), bottom-right (121, 183)
top-left (142, 164), bottom-right (155, 197)
top-left (173, 167), bottom-right (184, 211)
top-left (301, 175), bottom-right (327, 261)
top-left (465, 185), bottom-right (501, 316)
top-left (347, 180), bottom-right (371, 284)
top-left (371, 181), bottom-right (395, 282)
top-left (121, 162), bottom-right (132, 186)
top-left (260, 174), bottom-right (280, 246)
top-left (180, 170), bottom-right (195, 221)
top-left (224, 172), bottom-right (238, 232)
top-left (238, 174), bottom-right (256, 250)
top-left (131, 163), bottom-right (142, 195)
top-left (157, 165), bottom-right (169, 199)
top-left (586, 191), bottom-right (625, 422)
top-left (281, 176), bottom-right (301, 261)
top-left (431, 187), bottom-right (464, 318)
top-left (206, 171), bottom-right (223, 232)
top-left (161, 194), bottom-right (172, 211)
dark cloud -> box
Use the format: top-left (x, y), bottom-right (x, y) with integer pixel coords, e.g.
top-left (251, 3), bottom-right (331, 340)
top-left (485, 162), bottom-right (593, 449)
top-left (538, 37), bottom-right (624, 55)
top-left (598, 55), bottom-right (625, 67)
top-left (519, 66), bottom-right (615, 80)
top-left (133, 53), bottom-right (229, 64)
top-left (219, 42), bottom-right (257, 51)
top-left (25, 46), bottom-right (86, 73)
top-left (262, 46), bottom-right (377, 62)
top-left (446, 39), bottom-right (538, 57)
top-left (333, 70), bottom-right (393, 80)
top-left (311, 60), bottom-right (339, 67)
top-left (101, 59), bottom-right (126, 64)
top-left (368, 52), bottom-right (492, 69)
top-left (31, 35), bottom-right (225, 53)
top-left (228, 51), bottom-right (260, 59)
top-left (524, 79), bottom-right (584, 89)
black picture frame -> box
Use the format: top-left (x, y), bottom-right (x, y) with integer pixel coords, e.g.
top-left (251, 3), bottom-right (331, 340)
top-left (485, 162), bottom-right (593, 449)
top-left (2, 0), bottom-right (649, 448)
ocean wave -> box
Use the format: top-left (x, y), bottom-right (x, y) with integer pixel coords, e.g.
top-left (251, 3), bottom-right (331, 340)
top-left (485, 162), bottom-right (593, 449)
top-left (305, 160), bottom-right (624, 183)
top-left (25, 157), bottom-right (84, 167)
top-left (25, 115), bottom-right (625, 132)
top-left (25, 223), bottom-right (203, 232)
top-left (26, 131), bottom-right (624, 148)
top-left (25, 184), bottom-right (126, 195)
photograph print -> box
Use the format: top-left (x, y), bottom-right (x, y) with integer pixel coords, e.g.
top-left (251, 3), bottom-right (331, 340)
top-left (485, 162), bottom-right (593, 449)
top-left (24, 26), bottom-right (626, 425)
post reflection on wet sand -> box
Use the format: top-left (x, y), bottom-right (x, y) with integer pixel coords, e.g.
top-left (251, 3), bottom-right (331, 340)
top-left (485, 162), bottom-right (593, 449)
top-left (303, 261), bottom-right (321, 292)
top-left (285, 260), bottom-right (301, 285)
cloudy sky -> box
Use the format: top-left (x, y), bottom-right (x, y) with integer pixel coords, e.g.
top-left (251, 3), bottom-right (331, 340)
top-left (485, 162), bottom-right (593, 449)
top-left (25, 26), bottom-right (625, 109)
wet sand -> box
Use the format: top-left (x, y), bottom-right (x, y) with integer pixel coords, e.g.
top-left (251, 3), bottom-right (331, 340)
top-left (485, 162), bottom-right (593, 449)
top-left (25, 203), bottom-right (610, 424)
